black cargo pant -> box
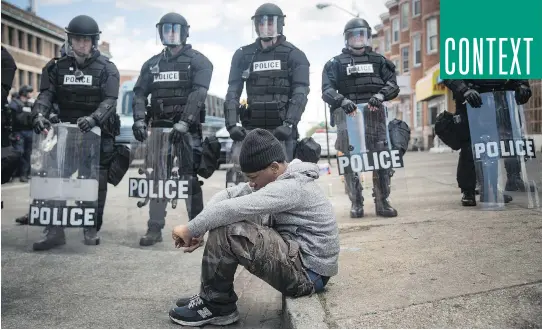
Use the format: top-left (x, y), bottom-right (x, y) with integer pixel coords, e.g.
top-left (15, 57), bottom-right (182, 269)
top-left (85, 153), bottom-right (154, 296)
top-left (199, 221), bottom-right (325, 307)
top-left (147, 132), bottom-right (203, 231)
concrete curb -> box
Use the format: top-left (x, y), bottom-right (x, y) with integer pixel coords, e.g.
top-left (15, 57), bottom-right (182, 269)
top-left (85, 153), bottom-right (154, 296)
top-left (282, 294), bottom-right (329, 329)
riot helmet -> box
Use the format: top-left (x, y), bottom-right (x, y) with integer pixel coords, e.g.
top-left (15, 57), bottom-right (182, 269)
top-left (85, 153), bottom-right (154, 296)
top-left (64, 15), bottom-right (101, 58)
top-left (19, 85), bottom-right (33, 97)
top-left (156, 13), bottom-right (189, 47)
top-left (343, 18), bottom-right (372, 50)
top-left (251, 3), bottom-right (285, 42)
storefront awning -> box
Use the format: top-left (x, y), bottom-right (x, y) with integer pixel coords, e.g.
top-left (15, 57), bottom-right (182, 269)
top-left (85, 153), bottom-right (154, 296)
top-left (415, 66), bottom-right (446, 102)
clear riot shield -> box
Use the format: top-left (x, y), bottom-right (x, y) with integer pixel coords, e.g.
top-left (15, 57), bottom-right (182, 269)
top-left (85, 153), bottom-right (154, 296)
top-left (467, 91), bottom-right (541, 211)
top-left (224, 128), bottom-right (289, 188)
top-left (125, 126), bottom-right (199, 248)
top-left (335, 103), bottom-right (408, 218)
top-left (28, 123), bottom-right (101, 246)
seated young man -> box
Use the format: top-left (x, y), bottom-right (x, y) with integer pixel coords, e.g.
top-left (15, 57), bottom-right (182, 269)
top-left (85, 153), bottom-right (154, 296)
top-left (169, 129), bottom-right (340, 327)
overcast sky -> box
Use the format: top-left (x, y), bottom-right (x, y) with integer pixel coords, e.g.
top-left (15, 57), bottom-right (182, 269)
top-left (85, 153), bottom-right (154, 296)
top-left (8, 0), bottom-right (388, 125)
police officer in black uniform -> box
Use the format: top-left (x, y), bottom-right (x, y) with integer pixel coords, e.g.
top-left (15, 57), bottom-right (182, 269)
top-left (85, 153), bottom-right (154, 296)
top-left (1, 46), bottom-right (19, 190)
top-left (223, 2), bottom-right (310, 169)
top-left (31, 15), bottom-right (120, 251)
top-left (9, 85), bottom-right (34, 182)
top-left (322, 18), bottom-right (400, 218)
top-left (131, 12), bottom-right (212, 246)
top-left (442, 79), bottom-right (532, 206)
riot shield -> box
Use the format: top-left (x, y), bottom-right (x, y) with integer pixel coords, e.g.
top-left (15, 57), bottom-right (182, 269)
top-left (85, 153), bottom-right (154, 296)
top-left (224, 128), bottom-right (289, 188)
top-left (27, 123), bottom-right (101, 248)
top-left (125, 126), bottom-right (201, 248)
top-left (467, 91), bottom-right (541, 211)
top-left (334, 103), bottom-right (410, 219)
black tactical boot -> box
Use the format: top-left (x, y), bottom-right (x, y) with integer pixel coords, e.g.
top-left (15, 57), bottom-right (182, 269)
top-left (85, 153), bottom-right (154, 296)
top-left (15, 214), bottom-right (29, 225)
top-left (461, 190), bottom-right (476, 206)
top-left (505, 176), bottom-right (535, 192)
top-left (373, 171), bottom-right (397, 217)
top-left (350, 203), bottom-right (364, 218)
top-left (83, 227), bottom-right (100, 245)
top-left (33, 227), bottom-right (66, 251)
top-left (345, 173), bottom-right (364, 218)
top-left (140, 228), bottom-right (162, 246)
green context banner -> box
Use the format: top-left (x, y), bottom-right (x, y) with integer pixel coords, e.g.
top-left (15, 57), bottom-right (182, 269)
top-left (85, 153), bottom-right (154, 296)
top-left (440, 0), bottom-right (542, 79)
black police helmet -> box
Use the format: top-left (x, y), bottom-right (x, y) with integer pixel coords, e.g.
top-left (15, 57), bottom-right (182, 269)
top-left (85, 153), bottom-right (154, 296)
top-left (344, 17), bottom-right (371, 34)
top-left (19, 85), bottom-right (33, 96)
top-left (251, 3), bottom-right (286, 39)
top-left (65, 15), bottom-right (101, 49)
top-left (156, 12), bottom-right (190, 46)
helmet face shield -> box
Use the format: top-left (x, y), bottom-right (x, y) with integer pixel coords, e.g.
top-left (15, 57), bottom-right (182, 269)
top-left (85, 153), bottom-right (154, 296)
top-left (158, 23), bottom-right (184, 46)
top-left (344, 27), bottom-right (371, 49)
top-left (252, 15), bottom-right (279, 40)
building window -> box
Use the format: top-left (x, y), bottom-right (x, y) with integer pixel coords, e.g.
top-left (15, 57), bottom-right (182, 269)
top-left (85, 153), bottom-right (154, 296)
top-left (416, 102), bottom-right (423, 127)
top-left (27, 34), bottom-right (33, 52)
top-left (401, 47), bottom-right (409, 73)
top-left (37, 73), bottom-right (42, 89)
top-left (392, 18), bottom-right (399, 43)
top-left (412, 34), bottom-right (421, 66)
top-left (384, 29), bottom-right (391, 52)
top-left (8, 26), bottom-right (14, 46)
top-left (401, 3), bottom-right (409, 29)
top-left (18, 69), bottom-right (24, 88)
top-left (28, 72), bottom-right (33, 88)
top-left (426, 17), bottom-right (438, 54)
top-left (392, 59), bottom-right (400, 74)
top-left (36, 37), bottom-right (42, 55)
top-left (412, 0), bottom-right (421, 17)
top-left (54, 44), bottom-right (60, 57)
top-left (18, 30), bottom-right (24, 49)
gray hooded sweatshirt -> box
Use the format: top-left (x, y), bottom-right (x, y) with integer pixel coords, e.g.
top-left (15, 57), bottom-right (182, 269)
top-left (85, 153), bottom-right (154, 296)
top-left (187, 159), bottom-right (340, 277)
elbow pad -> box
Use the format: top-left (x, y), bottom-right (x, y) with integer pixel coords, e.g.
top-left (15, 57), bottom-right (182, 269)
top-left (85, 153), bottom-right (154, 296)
top-left (181, 87), bottom-right (208, 125)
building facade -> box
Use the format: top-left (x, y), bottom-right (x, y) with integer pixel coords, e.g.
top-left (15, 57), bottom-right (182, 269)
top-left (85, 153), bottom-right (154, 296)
top-left (1, 0), bottom-right (111, 97)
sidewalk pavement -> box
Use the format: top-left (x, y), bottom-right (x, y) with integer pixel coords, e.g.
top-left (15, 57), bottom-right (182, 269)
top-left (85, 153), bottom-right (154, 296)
top-left (284, 151), bottom-right (542, 328)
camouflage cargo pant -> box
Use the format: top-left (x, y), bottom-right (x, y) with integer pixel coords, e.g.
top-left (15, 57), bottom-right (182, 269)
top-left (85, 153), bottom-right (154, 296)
top-left (198, 221), bottom-right (316, 306)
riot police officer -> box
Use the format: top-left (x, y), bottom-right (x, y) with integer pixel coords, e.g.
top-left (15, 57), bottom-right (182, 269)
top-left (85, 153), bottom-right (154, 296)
top-left (31, 15), bottom-right (120, 250)
top-left (223, 2), bottom-right (310, 167)
top-left (131, 12), bottom-right (212, 246)
top-left (442, 79), bottom-right (532, 206)
top-left (10, 85), bottom-right (34, 182)
top-left (322, 18), bottom-right (400, 218)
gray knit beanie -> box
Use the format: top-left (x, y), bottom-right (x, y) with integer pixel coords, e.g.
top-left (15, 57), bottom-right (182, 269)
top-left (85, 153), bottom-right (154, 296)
top-left (239, 129), bottom-right (286, 173)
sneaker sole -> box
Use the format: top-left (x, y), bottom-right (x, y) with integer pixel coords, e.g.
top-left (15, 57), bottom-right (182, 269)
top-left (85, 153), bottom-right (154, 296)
top-left (169, 310), bottom-right (240, 327)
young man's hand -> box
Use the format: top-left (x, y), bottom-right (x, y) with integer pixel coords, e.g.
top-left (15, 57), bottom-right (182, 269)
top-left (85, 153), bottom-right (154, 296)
top-left (182, 237), bottom-right (205, 253)
top-left (172, 225), bottom-right (192, 248)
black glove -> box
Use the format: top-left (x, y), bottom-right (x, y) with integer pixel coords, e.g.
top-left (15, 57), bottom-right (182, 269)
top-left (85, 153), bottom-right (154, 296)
top-left (32, 114), bottom-right (51, 134)
top-left (49, 114), bottom-right (60, 124)
top-left (77, 116), bottom-right (97, 133)
top-left (132, 119), bottom-right (148, 142)
top-left (515, 84), bottom-right (532, 105)
top-left (368, 93), bottom-right (384, 109)
top-left (463, 89), bottom-right (482, 108)
top-left (170, 121), bottom-right (189, 144)
top-left (341, 98), bottom-right (357, 114)
top-left (228, 126), bottom-right (247, 142)
top-left (273, 123), bottom-right (292, 141)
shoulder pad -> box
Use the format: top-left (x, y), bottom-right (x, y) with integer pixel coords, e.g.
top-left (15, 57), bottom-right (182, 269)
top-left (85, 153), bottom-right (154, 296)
top-left (280, 41), bottom-right (297, 50)
top-left (384, 58), bottom-right (396, 71)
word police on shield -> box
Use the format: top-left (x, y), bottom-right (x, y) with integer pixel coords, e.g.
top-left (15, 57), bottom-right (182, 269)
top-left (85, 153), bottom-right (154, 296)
top-left (474, 139), bottom-right (536, 160)
top-left (29, 206), bottom-right (96, 227)
top-left (128, 178), bottom-right (190, 199)
top-left (337, 150), bottom-right (404, 175)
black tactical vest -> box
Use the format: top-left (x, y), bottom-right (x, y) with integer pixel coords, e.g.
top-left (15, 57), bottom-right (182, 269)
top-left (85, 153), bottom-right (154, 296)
top-left (336, 51), bottom-right (385, 104)
top-left (336, 51), bottom-right (388, 142)
top-left (148, 52), bottom-right (193, 121)
top-left (243, 43), bottom-right (293, 129)
top-left (56, 57), bottom-right (106, 124)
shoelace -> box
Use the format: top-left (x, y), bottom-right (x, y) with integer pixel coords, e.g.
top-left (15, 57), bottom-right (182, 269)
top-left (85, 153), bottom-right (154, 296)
top-left (188, 296), bottom-right (204, 309)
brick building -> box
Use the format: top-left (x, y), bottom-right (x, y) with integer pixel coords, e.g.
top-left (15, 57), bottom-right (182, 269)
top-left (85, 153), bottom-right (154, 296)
top-left (1, 0), bottom-right (112, 97)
